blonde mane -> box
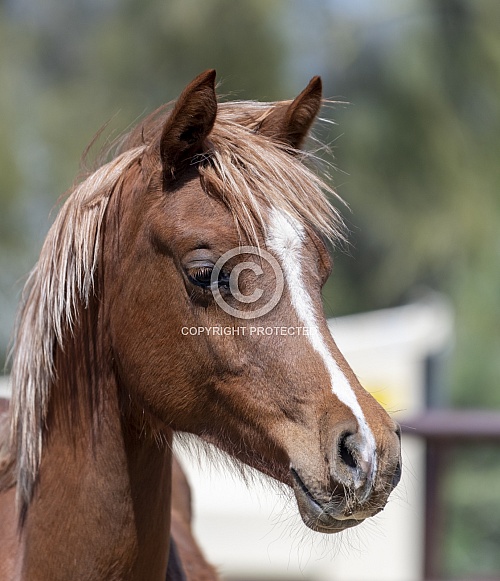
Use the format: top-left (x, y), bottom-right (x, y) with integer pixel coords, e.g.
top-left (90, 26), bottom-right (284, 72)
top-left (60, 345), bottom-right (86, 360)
top-left (6, 147), bottom-right (145, 504)
top-left (3, 99), bottom-right (344, 508)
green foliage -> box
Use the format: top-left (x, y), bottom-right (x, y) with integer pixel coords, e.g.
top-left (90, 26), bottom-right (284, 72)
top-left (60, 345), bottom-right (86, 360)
top-left (0, 0), bottom-right (287, 363)
top-left (442, 445), bottom-right (500, 577)
top-left (314, 0), bottom-right (500, 409)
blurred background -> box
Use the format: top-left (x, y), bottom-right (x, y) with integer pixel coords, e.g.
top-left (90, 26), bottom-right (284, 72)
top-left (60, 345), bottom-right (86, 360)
top-left (1, 0), bottom-right (499, 579)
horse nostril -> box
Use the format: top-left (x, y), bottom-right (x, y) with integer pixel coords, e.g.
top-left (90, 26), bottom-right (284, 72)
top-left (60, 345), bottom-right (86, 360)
top-left (335, 431), bottom-right (374, 502)
top-left (338, 433), bottom-right (357, 469)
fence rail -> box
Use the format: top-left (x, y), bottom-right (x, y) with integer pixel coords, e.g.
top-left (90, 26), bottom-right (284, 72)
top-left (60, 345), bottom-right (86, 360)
top-left (402, 410), bottom-right (500, 440)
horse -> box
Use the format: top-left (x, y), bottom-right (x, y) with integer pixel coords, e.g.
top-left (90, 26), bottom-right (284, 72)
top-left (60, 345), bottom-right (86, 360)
top-left (0, 397), bottom-right (216, 581)
top-left (0, 70), bottom-right (402, 580)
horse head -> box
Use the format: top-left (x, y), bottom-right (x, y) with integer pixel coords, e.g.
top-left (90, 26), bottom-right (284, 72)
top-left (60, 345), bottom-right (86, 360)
top-left (105, 70), bottom-right (402, 533)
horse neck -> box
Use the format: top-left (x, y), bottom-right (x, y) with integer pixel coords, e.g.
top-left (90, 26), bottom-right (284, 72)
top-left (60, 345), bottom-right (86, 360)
top-left (20, 360), bottom-right (173, 581)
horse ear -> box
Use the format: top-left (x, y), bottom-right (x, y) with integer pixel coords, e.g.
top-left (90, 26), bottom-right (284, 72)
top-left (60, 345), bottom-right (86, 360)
top-left (258, 76), bottom-right (323, 149)
top-left (160, 69), bottom-right (217, 178)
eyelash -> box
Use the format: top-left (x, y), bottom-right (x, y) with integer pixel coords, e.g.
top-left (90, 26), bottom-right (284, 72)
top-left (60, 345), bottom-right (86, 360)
top-left (187, 267), bottom-right (230, 290)
top-left (188, 267), bottom-right (213, 288)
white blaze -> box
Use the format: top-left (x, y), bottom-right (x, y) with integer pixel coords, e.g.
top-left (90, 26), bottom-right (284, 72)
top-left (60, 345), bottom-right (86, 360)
top-left (266, 208), bottom-right (376, 465)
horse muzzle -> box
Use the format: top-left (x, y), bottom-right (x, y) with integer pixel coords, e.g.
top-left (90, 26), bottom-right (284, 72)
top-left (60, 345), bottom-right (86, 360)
top-left (290, 467), bottom-right (371, 533)
top-left (289, 426), bottom-right (402, 533)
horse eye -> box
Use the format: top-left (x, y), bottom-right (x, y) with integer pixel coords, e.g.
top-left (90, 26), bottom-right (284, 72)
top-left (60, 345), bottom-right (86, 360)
top-left (188, 267), bottom-right (213, 289)
top-left (187, 267), bottom-right (231, 291)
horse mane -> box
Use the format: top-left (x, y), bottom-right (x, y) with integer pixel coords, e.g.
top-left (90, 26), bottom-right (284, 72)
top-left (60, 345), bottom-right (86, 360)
top-left (1, 97), bottom-right (345, 509)
top-left (3, 147), bottom-right (145, 504)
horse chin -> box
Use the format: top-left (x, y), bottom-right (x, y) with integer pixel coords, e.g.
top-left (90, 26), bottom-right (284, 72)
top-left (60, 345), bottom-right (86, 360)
top-left (290, 468), bottom-right (365, 534)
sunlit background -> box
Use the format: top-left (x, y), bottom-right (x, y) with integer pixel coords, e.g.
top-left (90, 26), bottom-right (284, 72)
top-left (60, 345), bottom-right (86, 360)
top-left (1, 0), bottom-right (499, 579)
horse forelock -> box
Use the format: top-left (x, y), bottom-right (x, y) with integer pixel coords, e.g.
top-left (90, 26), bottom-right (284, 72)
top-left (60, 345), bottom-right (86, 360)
top-left (122, 99), bottom-right (346, 248)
